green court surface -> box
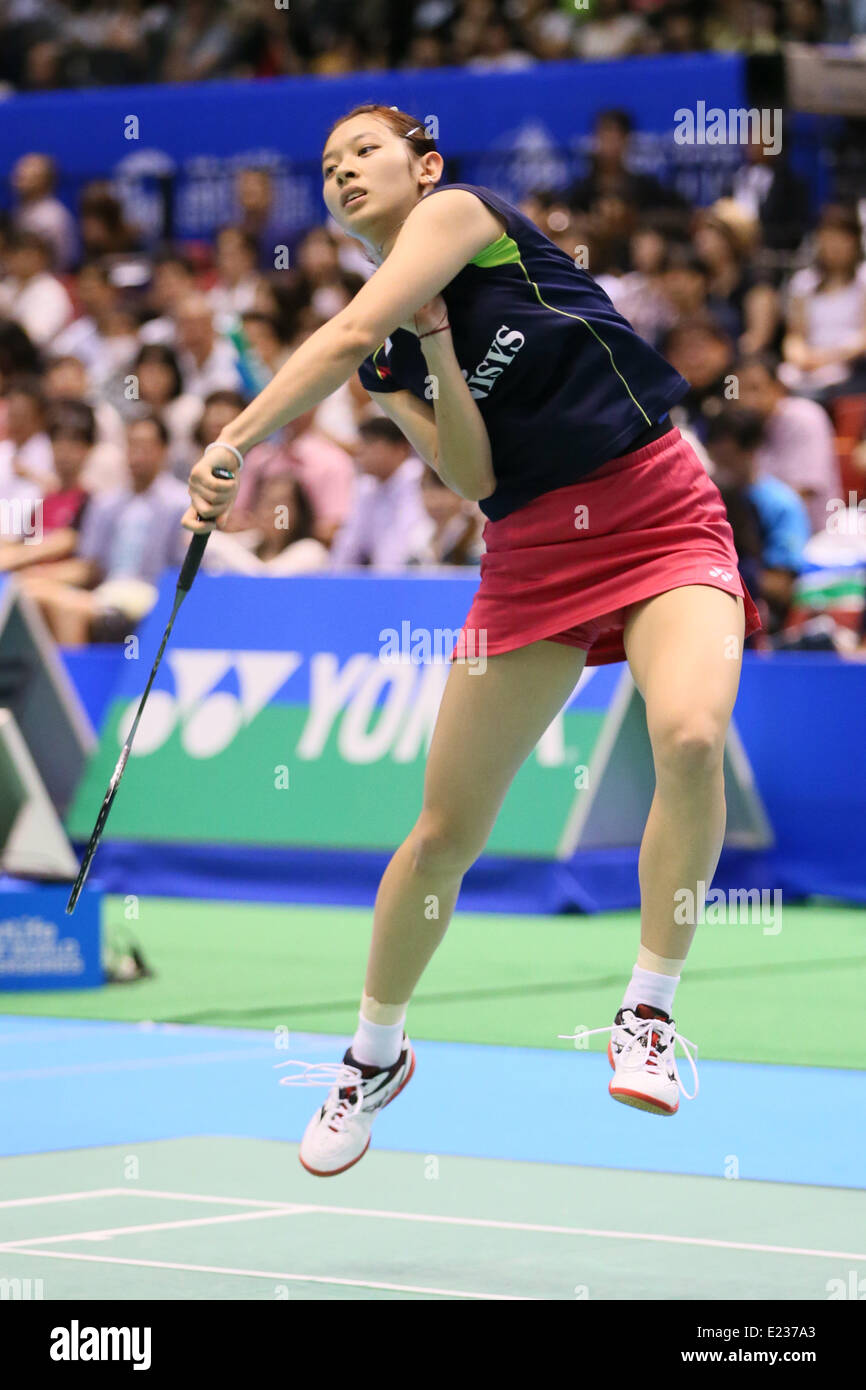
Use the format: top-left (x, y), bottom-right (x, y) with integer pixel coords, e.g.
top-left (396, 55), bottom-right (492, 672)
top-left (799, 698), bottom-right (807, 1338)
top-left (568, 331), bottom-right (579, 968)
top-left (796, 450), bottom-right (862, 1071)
top-left (1, 1138), bottom-right (863, 1300)
top-left (1, 898), bottom-right (864, 1067)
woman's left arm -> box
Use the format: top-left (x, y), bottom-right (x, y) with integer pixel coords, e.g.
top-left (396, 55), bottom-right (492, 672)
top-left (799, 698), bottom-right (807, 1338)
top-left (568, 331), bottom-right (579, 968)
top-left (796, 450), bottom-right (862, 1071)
top-left (186, 189), bottom-right (500, 530)
top-left (219, 190), bottom-right (498, 457)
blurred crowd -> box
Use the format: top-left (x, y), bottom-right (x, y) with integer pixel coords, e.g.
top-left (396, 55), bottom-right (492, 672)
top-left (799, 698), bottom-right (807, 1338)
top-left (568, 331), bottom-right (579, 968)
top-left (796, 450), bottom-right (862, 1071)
top-left (0, 0), bottom-right (860, 93)
top-left (2, 107), bottom-right (866, 654)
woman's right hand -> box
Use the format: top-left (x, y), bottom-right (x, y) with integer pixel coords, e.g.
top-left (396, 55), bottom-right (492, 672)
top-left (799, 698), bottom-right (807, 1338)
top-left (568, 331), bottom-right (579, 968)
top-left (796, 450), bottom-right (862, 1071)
top-left (182, 445), bottom-right (242, 533)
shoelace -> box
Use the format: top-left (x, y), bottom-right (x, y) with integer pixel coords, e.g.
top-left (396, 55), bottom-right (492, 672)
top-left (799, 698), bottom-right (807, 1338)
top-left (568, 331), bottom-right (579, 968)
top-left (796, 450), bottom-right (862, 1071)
top-left (558, 1017), bottom-right (700, 1101)
top-left (274, 1059), bottom-right (365, 1131)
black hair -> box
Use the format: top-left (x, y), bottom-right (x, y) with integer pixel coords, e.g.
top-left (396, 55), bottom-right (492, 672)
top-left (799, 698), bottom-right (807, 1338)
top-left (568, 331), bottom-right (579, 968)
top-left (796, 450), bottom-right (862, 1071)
top-left (253, 470), bottom-right (316, 547)
top-left (661, 316), bottom-right (733, 356)
top-left (193, 390), bottom-right (247, 448)
top-left (733, 350), bottom-right (783, 381)
top-left (240, 311), bottom-right (283, 340)
top-left (216, 226), bottom-right (259, 261)
top-left (358, 417), bottom-right (410, 449)
top-left (705, 408), bottom-right (766, 453)
top-left (47, 398), bottom-right (96, 446)
top-left (595, 109), bottom-right (634, 137)
top-left (127, 411), bottom-right (169, 447)
top-left (133, 343), bottom-right (184, 401)
top-left (5, 375), bottom-right (46, 412)
top-left (0, 319), bottom-right (42, 380)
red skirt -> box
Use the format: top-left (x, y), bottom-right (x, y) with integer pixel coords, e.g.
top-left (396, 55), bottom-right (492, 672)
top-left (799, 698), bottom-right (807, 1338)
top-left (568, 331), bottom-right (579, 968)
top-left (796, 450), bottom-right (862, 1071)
top-left (452, 426), bottom-right (762, 666)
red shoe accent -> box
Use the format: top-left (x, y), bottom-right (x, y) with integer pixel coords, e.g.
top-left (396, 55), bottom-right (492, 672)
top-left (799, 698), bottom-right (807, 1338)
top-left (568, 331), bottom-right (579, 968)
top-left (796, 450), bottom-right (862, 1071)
top-left (298, 1048), bottom-right (416, 1178)
top-left (609, 1082), bottom-right (678, 1116)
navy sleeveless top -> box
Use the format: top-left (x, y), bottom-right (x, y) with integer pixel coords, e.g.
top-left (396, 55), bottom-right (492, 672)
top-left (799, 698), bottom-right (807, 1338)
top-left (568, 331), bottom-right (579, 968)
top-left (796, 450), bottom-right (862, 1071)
top-left (357, 183), bottom-right (690, 521)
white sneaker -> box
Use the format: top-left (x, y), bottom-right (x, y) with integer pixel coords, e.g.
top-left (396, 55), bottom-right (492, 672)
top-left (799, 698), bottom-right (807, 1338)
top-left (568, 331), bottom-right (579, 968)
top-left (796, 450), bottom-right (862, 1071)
top-left (561, 1004), bottom-right (698, 1116)
top-left (277, 1037), bottom-right (415, 1177)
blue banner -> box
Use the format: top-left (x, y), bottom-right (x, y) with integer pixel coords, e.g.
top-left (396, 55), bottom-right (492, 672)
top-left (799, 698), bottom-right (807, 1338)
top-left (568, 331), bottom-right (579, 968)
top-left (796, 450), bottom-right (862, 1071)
top-left (60, 571), bottom-right (866, 910)
top-left (0, 56), bottom-right (746, 246)
top-left (0, 880), bottom-right (103, 990)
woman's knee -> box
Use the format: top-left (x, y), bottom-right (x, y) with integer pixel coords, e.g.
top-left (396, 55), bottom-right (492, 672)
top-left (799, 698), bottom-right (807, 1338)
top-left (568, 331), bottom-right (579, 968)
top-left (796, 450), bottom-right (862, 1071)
top-left (407, 811), bottom-right (488, 879)
top-left (651, 711), bottom-right (727, 782)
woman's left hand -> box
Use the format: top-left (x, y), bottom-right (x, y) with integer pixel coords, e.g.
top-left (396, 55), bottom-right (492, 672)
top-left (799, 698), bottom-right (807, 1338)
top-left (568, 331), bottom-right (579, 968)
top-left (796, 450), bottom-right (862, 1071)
top-left (399, 294), bottom-right (449, 338)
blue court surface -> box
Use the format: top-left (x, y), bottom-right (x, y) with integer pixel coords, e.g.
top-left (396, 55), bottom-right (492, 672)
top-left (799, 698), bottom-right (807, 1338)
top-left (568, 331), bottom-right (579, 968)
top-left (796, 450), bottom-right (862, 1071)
top-left (1, 1015), bottom-right (864, 1301)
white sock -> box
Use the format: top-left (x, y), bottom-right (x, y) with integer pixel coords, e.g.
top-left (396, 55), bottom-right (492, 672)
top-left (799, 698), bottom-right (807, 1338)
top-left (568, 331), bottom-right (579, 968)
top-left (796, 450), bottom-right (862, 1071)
top-left (622, 964), bottom-right (680, 1017)
top-left (351, 1012), bottom-right (405, 1068)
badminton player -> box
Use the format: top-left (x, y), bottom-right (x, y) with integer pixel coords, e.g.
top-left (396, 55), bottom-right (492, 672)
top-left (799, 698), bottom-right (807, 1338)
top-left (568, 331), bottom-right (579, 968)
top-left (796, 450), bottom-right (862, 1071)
top-left (183, 105), bottom-right (761, 1175)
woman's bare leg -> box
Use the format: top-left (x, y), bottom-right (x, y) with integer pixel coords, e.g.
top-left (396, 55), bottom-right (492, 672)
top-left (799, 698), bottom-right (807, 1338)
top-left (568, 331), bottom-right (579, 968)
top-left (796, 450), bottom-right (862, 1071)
top-left (364, 639), bottom-right (587, 1005)
top-left (623, 584), bottom-right (746, 963)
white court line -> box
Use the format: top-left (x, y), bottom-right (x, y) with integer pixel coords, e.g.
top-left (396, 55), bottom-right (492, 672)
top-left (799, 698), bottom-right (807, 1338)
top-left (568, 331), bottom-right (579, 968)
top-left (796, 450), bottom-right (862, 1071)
top-left (0, 1248), bottom-right (529, 1300)
top-left (0, 1047), bottom-right (274, 1081)
top-left (0, 1205), bottom-right (312, 1249)
top-left (0, 1188), bottom-right (122, 1210)
top-left (5, 1186), bottom-right (864, 1264)
top-left (118, 1188), bottom-right (866, 1263)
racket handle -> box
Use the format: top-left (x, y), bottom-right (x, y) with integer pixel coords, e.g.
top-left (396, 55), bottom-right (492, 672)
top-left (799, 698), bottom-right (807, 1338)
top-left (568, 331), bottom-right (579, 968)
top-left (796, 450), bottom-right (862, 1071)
top-left (179, 464), bottom-right (236, 592)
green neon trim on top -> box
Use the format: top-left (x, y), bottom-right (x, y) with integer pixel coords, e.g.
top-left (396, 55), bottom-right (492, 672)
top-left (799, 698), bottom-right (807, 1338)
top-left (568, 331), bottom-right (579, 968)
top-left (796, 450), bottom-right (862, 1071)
top-left (469, 232), bottom-right (522, 269)
top-left (372, 342), bottom-right (388, 378)
top-left (470, 232), bottom-right (652, 426)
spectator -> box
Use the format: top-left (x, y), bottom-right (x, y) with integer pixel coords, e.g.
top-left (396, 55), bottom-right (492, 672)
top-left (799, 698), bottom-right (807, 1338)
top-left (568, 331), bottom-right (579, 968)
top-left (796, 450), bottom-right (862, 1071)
top-left (661, 244), bottom-right (713, 322)
top-left (705, 408), bottom-right (810, 632)
top-left (780, 204), bottom-right (866, 400)
top-left (161, 0), bottom-right (236, 83)
top-left (232, 405), bottom-right (356, 545)
top-left (51, 260), bottom-right (123, 382)
top-left (19, 413), bottom-right (190, 645)
top-left (0, 379), bottom-right (54, 537)
top-left (208, 227), bottom-right (263, 328)
top-left (192, 388), bottom-right (248, 455)
top-left (650, 3), bottom-right (704, 54)
top-left (128, 343), bottom-right (203, 478)
top-left (734, 352), bottom-right (842, 534)
top-left (10, 153), bottom-right (77, 271)
top-left (403, 33), bottom-right (452, 69)
top-left (408, 469), bottom-right (484, 566)
top-left (238, 310), bottom-right (290, 386)
top-left (705, 0), bottom-right (780, 53)
top-left (0, 319), bottom-right (42, 401)
top-left (0, 399), bottom-right (93, 572)
top-left (0, 230), bottom-right (75, 347)
top-left (233, 168), bottom-right (284, 270)
top-left (663, 318), bottom-right (736, 442)
top-left (692, 200), bottom-right (780, 353)
top-left (294, 226), bottom-right (355, 321)
top-left (597, 223), bottom-right (676, 350)
top-left (91, 305), bottom-right (142, 398)
top-left (569, 109), bottom-right (688, 225)
top-left (572, 0), bottom-right (649, 59)
top-left (174, 294), bottom-right (242, 397)
top-left (203, 469), bottom-right (329, 575)
top-left (724, 125), bottom-right (811, 254)
top-left (330, 418), bottom-right (434, 568)
top-left (466, 19), bottom-right (535, 70)
top-left (77, 184), bottom-right (137, 259)
top-left (42, 353), bottom-right (128, 493)
top-left (523, 3), bottom-right (578, 62)
top-left (139, 252), bottom-right (197, 346)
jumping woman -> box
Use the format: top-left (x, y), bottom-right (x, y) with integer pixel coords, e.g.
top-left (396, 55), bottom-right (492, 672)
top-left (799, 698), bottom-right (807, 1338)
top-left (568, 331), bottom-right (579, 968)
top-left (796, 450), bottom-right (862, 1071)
top-left (183, 105), bottom-right (762, 1176)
